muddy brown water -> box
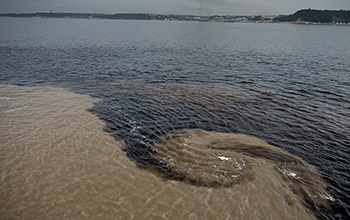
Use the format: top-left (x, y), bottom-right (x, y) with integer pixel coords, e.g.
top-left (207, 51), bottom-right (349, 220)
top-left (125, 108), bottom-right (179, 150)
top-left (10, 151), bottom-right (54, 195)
top-left (0, 85), bottom-right (335, 219)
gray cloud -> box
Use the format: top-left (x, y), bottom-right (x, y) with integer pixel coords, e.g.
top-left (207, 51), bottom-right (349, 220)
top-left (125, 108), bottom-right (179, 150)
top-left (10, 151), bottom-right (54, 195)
top-left (0, 0), bottom-right (349, 15)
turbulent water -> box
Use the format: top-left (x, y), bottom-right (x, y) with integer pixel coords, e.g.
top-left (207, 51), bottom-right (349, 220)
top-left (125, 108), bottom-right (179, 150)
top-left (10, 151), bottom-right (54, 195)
top-left (0, 17), bottom-right (350, 219)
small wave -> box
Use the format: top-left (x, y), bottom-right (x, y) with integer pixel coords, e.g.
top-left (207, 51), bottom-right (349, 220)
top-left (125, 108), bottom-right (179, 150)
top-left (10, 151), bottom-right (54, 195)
top-left (0, 97), bottom-right (14, 100)
top-left (2, 105), bottom-right (27, 113)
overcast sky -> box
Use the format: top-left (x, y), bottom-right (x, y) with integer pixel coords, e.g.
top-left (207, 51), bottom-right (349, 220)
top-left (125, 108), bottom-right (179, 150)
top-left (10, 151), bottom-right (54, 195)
top-left (1, 0), bottom-right (350, 15)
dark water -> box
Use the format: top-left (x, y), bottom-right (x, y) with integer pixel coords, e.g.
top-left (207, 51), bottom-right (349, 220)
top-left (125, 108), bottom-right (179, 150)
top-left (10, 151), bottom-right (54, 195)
top-left (1, 17), bottom-right (349, 219)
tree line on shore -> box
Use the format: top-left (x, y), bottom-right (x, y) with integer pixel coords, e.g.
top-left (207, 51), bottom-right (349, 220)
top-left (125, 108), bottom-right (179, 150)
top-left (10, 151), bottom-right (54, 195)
top-left (274, 9), bottom-right (350, 23)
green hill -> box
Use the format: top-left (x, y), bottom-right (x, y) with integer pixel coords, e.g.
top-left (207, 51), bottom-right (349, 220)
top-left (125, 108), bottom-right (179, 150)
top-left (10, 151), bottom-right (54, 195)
top-left (275, 9), bottom-right (350, 23)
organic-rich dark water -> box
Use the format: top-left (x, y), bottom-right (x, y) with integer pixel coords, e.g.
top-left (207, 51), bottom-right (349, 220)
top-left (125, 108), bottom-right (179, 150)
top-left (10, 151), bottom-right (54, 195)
top-left (0, 17), bottom-right (349, 219)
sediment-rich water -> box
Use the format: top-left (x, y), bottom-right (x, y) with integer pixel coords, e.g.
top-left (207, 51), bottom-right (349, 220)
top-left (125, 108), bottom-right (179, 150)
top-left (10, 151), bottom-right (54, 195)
top-left (0, 17), bottom-right (349, 219)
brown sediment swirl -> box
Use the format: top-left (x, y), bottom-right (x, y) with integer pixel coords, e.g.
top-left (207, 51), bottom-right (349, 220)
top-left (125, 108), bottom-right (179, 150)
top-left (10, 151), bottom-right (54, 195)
top-left (151, 129), bottom-right (335, 218)
top-left (151, 129), bottom-right (254, 187)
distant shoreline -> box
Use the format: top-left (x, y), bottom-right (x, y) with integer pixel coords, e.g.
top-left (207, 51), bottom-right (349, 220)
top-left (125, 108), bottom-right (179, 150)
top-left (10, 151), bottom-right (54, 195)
top-left (0, 12), bottom-right (271, 23)
top-left (1, 9), bottom-right (350, 25)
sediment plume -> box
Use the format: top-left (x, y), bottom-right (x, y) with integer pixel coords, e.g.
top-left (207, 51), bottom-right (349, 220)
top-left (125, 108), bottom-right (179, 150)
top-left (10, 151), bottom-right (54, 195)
top-left (0, 85), bottom-right (334, 219)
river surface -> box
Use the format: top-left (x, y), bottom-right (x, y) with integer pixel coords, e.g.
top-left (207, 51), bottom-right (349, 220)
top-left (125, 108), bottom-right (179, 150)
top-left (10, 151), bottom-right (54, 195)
top-left (0, 17), bottom-right (349, 219)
